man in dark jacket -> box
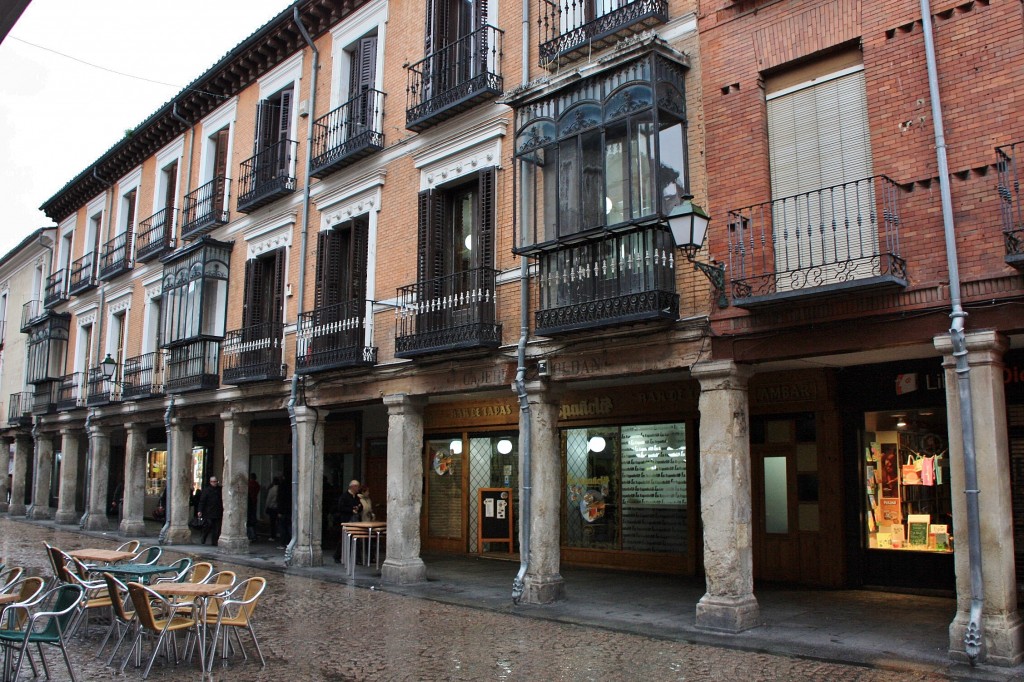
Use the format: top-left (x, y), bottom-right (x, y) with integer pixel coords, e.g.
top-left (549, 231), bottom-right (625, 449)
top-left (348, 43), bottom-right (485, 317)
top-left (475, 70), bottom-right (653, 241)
top-left (197, 476), bottom-right (224, 546)
top-left (332, 479), bottom-right (362, 563)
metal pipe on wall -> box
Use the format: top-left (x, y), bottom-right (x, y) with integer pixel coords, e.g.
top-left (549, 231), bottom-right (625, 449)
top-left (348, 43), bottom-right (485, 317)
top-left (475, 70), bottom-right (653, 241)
top-left (919, 0), bottom-right (983, 663)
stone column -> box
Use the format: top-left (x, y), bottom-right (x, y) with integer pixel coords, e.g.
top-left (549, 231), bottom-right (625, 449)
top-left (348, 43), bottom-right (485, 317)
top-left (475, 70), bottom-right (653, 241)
top-left (120, 423), bottom-right (148, 536)
top-left (9, 433), bottom-right (32, 516)
top-left (84, 422), bottom-right (111, 530)
top-left (692, 360), bottom-right (760, 632)
top-left (0, 437), bottom-right (11, 513)
top-left (164, 418), bottom-right (194, 544)
top-left (290, 406), bottom-right (324, 566)
top-left (55, 429), bottom-right (82, 524)
top-left (520, 380), bottom-right (565, 604)
top-left (381, 394), bottom-right (427, 584)
top-left (29, 429), bottom-right (55, 519)
top-left (935, 330), bottom-right (1024, 666)
top-left (219, 411), bottom-right (251, 553)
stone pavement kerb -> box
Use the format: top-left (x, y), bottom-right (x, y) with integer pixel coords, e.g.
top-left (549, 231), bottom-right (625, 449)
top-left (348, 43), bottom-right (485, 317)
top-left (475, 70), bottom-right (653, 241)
top-left (10, 516), bottom-right (1024, 682)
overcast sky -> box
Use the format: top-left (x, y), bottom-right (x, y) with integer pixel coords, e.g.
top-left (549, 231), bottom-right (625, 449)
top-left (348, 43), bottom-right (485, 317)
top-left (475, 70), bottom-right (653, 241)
top-left (0, 0), bottom-right (291, 258)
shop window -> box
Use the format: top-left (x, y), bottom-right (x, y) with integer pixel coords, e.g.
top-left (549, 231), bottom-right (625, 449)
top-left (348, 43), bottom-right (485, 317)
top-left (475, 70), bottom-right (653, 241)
top-left (427, 437), bottom-right (464, 540)
top-left (563, 422), bottom-right (687, 554)
top-left (863, 409), bottom-right (951, 552)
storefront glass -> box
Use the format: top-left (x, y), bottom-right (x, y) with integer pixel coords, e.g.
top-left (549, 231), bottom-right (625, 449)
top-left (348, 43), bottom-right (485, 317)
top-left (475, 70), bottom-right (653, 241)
top-left (427, 437), bottom-right (463, 540)
top-left (863, 409), bottom-right (951, 552)
top-left (564, 423), bottom-right (687, 554)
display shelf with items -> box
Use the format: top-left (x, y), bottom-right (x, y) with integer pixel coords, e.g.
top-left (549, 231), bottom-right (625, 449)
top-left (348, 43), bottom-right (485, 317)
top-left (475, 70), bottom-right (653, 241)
top-left (863, 409), bottom-right (951, 553)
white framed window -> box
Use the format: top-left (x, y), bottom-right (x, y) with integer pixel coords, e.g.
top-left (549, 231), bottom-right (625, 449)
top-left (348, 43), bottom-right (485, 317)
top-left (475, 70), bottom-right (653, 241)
top-left (329, 0), bottom-right (387, 110)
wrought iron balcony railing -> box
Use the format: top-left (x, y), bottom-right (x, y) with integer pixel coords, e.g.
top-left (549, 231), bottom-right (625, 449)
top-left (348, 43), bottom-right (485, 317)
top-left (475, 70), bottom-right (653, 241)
top-left (7, 392), bottom-right (32, 427)
top-left (997, 140), bottom-right (1024, 270)
top-left (237, 140), bottom-right (297, 214)
top-left (44, 269), bottom-right (68, 308)
top-left (165, 339), bottom-right (221, 393)
top-left (67, 252), bottom-right (97, 296)
top-left (395, 267), bottom-right (501, 358)
top-left (123, 351), bottom-right (166, 400)
top-left (727, 175), bottom-right (908, 308)
top-left (222, 321), bottom-right (285, 384)
top-left (86, 365), bottom-right (121, 406)
top-left (21, 300), bottom-right (45, 333)
top-left (99, 230), bottom-right (133, 280)
top-left (537, 0), bottom-right (668, 67)
top-left (311, 90), bottom-right (386, 179)
top-left (406, 26), bottom-right (504, 132)
top-left (182, 177), bottom-right (230, 240)
top-left (535, 226), bottom-right (679, 335)
top-left (296, 300), bottom-right (376, 374)
top-left (56, 372), bottom-right (85, 411)
top-left (135, 208), bottom-right (177, 263)
top-left (31, 381), bottom-right (59, 416)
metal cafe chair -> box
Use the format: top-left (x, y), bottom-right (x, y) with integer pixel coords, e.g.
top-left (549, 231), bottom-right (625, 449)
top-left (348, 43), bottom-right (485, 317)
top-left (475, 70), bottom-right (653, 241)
top-left (0, 568), bottom-right (23, 593)
top-left (0, 584), bottom-right (85, 682)
top-left (131, 547), bottom-right (163, 566)
top-left (115, 540), bottom-right (141, 555)
top-left (121, 582), bottom-right (201, 679)
top-left (61, 558), bottom-right (113, 637)
top-left (203, 577), bottom-right (267, 671)
top-left (97, 573), bottom-right (136, 664)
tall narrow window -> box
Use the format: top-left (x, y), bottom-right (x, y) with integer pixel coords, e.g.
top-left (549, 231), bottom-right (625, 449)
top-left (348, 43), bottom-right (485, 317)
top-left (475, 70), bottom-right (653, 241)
top-left (120, 190), bottom-right (137, 238)
top-left (242, 248), bottom-right (286, 331)
top-left (766, 54), bottom-right (874, 287)
top-left (424, 0), bottom-right (486, 93)
top-left (212, 128), bottom-right (230, 211)
top-left (417, 168), bottom-right (495, 284)
top-left (162, 161), bottom-right (178, 213)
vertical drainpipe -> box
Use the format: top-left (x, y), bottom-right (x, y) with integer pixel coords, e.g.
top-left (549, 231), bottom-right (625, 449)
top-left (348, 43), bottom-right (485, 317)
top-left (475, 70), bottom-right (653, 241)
top-left (157, 105), bottom-right (189, 546)
top-left (286, 7), bottom-right (318, 567)
top-left (159, 396), bottom-right (175, 543)
top-left (511, 0), bottom-right (533, 604)
top-left (918, 0), bottom-right (983, 663)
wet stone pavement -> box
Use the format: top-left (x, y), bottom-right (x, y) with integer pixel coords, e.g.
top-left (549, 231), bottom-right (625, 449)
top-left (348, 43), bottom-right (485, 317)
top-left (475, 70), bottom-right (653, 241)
top-left (0, 518), bottom-right (966, 681)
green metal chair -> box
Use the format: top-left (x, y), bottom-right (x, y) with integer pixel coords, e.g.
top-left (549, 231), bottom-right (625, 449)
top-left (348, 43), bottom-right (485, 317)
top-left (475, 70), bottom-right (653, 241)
top-left (0, 584), bottom-right (84, 682)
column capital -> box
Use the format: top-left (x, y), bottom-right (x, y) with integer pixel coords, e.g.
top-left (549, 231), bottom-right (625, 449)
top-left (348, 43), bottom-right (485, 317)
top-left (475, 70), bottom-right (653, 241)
top-left (220, 410), bottom-right (252, 426)
top-left (383, 393), bottom-right (427, 413)
top-left (14, 432), bottom-right (33, 446)
top-left (88, 422), bottom-right (109, 439)
top-left (692, 360), bottom-right (753, 388)
top-left (934, 329), bottom-right (1008, 357)
top-left (126, 421), bottom-right (150, 436)
top-left (59, 425), bottom-right (83, 439)
top-left (291, 405), bottom-right (322, 425)
top-left (521, 380), bottom-right (562, 403)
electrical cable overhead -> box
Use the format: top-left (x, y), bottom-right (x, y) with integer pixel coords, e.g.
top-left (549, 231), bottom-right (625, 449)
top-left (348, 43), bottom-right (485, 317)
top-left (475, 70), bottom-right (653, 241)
top-left (8, 35), bottom-right (225, 99)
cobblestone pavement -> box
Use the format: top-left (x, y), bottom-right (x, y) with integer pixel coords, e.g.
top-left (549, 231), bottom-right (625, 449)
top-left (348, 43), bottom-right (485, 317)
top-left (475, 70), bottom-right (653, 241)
top-left (0, 518), bottom-right (962, 681)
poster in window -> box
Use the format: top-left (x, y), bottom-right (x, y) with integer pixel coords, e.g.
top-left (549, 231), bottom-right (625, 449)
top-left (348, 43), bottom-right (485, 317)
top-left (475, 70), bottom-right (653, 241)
top-left (879, 444), bottom-right (899, 497)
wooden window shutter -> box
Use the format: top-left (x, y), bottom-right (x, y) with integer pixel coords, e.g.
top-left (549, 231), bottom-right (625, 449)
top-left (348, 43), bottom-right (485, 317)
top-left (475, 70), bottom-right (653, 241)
top-left (417, 189), bottom-right (435, 283)
top-left (315, 229), bottom-right (343, 314)
top-left (350, 219), bottom-right (369, 304)
top-left (214, 128), bottom-right (230, 178)
top-left (255, 99), bottom-right (277, 153)
top-left (278, 90), bottom-right (293, 142)
top-left (164, 161), bottom-right (178, 212)
top-left (123, 190), bottom-right (137, 236)
top-left (271, 248), bottom-right (286, 328)
top-left (424, 0), bottom-right (437, 53)
top-left (477, 167), bottom-right (495, 270)
top-left (350, 36), bottom-right (378, 128)
top-left (243, 258), bottom-right (262, 329)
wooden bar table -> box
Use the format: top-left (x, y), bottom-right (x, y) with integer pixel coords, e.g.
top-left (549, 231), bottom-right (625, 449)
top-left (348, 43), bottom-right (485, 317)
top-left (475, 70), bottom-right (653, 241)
top-left (68, 548), bottom-right (137, 564)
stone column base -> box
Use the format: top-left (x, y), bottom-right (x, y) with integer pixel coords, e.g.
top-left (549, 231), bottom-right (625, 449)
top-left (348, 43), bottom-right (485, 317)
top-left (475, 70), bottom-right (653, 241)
top-left (163, 527), bottom-right (193, 545)
top-left (28, 506), bottom-right (53, 520)
top-left (289, 544), bottom-right (323, 567)
top-left (119, 520), bottom-right (147, 536)
top-left (83, 515), bottom-right (109, 531)
top-left (8, 504), bottom-right (26, 516)
top-left (218, 535), bottom-right (250, 553)
top-left (521, 574), bottom-right (565, 604)
top-left (381, 557), bottom-right (427, 585)
top-left (54, 510), bottom-right (79, 525)
top-left (949, 610), bottom-right (1024, 666)
top-left (696, 593), bottom-right (761, 633)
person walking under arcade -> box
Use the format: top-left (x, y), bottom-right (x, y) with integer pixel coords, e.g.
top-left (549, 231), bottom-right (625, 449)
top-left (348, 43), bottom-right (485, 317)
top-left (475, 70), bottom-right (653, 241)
top-left (198, 476), bottom-right (224, 546)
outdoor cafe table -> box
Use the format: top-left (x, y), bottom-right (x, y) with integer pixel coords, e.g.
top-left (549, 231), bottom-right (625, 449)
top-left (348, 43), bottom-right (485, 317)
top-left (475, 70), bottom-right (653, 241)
top-left (68, 548), bottom-right (137, 564)
top-left (150, 582), bottom-right (232, 672)
top-left (0, 593), bottom-right (20, 606)
top-left (101, 563), bottom-right (181, 584)
top-left (340, 521), bottom-right (387, 576)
